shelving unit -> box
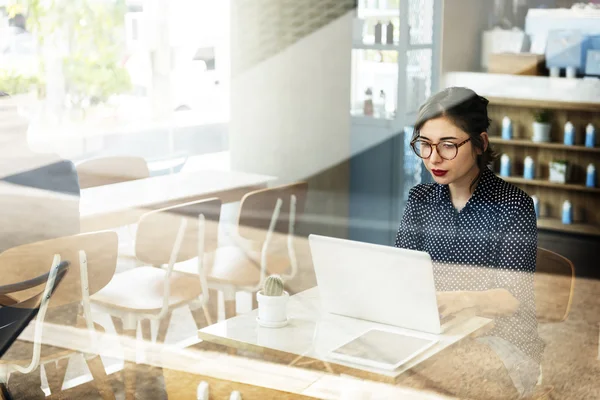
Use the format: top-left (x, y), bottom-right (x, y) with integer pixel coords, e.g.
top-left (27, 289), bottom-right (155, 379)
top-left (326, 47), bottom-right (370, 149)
top-left (349, 0), bottom-right (442, 245)
top-left (445, 73), bottom-right (600, 236)
top-left (537, 218), bottom-right (600, 236)
top-left (489, 137), bottom-right (600, 153)
top-left (501, 176), bottom-right (600, 194)
top-left (352, 43), bottom-right (399, 51)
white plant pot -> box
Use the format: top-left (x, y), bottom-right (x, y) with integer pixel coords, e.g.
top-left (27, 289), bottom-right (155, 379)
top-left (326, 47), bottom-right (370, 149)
top-left (532, 122), bottom-right (551, 143)
top-left (257, 291), bottom-right (289, 328)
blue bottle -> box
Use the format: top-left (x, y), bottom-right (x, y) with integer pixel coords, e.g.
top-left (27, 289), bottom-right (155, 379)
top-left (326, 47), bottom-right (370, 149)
top-left (586, 164), bottom-right (596, 188)
top-left (531, 195), bottom-right (540, 219)
top-left (523, 156), bottom-right (535, 180)
top-left (563, 121), bottom-right (575, 146)
top-left (562, 200), bottom-right (573, 225)
top-left (501, 116), bottom-right (512, 140)
top-left (500, 154), bottom-right (511, 177)
top-left (586, 123), bottom-right (596, 148)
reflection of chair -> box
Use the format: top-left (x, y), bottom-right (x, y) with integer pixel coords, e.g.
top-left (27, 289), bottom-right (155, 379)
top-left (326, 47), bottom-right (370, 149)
top-left (534, 247), bottom-right (575, 323)
top-left (91, 198), bottom-right (221, 398)
top-left (75, 156), bottom-right (150, 258)
top-left (147, 154), bottom-right (188, 176)
top-left (75, 156), bottom-right (150, 189)
top-left (0, 261), bottom-right (69, 400)
top-left (0, 232), bottom-right (118, 400)
top-left (178, 182), bottom-right (307, 319)
top-left (534, 247), bottom-right (575, 392)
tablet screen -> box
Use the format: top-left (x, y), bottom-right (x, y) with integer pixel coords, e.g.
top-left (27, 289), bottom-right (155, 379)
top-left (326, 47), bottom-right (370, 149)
top-left (330, 329), bottom-right (437, 369)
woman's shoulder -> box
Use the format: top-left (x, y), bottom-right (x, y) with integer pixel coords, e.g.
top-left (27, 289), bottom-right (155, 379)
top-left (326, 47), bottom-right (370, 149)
top-left (407, 183), bottom-right (438, 202)
top-left (489, 173), bottom-right (534, 211)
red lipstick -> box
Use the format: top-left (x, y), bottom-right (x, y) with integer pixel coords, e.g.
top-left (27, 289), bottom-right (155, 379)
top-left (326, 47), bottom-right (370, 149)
top-left (432, 169), bottom-right (448, 177)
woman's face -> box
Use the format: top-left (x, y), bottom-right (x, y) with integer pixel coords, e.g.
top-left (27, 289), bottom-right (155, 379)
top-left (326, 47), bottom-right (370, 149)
top-left (418, 116), bottom-right (484, 186)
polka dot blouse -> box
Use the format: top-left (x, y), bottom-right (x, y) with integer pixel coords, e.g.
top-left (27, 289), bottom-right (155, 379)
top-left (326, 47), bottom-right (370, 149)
top-left (395, 167), bottom-right (544, 363)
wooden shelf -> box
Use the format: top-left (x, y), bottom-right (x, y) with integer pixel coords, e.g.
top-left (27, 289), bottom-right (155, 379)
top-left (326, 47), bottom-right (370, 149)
top-left (488, 96), bottom-right (600, 112)
top-left (537, 218), bottom-right (600, 236)
top-left (358, 8), bottom-right (400, 18)
top-left (444, 72), bottom-right (600, 112)
top-left (501, 176), bottom-right (600, 194)
top-left (352, 43), bottom-right (398, 51)
top-left (489, 137), bottom-right (600, 153)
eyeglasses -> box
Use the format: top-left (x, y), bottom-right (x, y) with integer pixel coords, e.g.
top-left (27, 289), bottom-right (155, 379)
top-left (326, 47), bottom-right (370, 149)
top-left (410, 137), bottom-right (471, 161)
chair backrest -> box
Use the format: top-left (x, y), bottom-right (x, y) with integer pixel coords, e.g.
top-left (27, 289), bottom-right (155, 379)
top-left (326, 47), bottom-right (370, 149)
top-left (534, 247), bottom-right (575, 323)
top-left (0, 231), bottom-right (118, 308)
top-left (0, 261), bottom-right (69, 358)
top-left (76, 156), bottom-right (150, 189)
top-left (236, 182), bottom-right (308, 243)
top-left (135, 198), bottom-right (221, 265)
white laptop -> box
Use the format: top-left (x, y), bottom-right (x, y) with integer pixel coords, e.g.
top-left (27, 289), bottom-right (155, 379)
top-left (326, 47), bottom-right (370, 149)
top-left (308, 234), bottom-right (441, 335)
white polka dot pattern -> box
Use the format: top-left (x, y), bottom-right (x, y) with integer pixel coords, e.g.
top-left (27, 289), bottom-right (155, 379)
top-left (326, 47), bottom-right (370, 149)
top-left (395, 167), bottom-right (544, 363)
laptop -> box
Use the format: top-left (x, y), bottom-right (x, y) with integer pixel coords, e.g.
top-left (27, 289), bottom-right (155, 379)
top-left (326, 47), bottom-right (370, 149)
top-left (309, 234), bottom-right (441, 335)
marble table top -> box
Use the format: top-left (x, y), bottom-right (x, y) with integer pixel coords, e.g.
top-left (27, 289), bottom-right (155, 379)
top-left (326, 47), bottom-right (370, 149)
top-left (199, 287), bottom-right (492, 381)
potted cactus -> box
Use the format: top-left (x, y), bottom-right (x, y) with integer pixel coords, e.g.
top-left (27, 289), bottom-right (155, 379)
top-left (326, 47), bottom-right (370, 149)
top-left (256, 275), bottom-right (289, 328)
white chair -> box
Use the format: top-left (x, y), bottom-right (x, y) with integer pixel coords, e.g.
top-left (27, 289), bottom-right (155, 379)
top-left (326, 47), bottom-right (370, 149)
top-left (90, 198), bottom-right (221, 399)
top-left (175, 182), bottom-right (308, 320)
top-left (0, 232), bottom-right (118, 400)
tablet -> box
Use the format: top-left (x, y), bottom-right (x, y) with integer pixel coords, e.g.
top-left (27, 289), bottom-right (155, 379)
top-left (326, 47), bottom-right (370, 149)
top-left (328, 329), bottom-right (438, 370)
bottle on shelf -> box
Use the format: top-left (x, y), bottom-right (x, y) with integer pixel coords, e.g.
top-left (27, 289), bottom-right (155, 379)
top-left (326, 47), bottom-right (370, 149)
top-left (501, 116), bottom-right (512, 140)
top-left (524, 156), bottom-right (535, 180)
top-left (500, 154), bottom-right (511, 177)
top-left (384, 92), bottom-right (395, 118)
top-left (587, 164), bottom-right (596, 188)
top-left (586, 123), bottom-right (596, 148)
top-left (563, 121), bottom-right (575, 146)
top-left (376, 90), bottom-right (386, 118)
top-left (374, 21), bottom-right (383, 44)
top-left (363, 87), bottom-right (374, 116)
top-left (386, 21), bottom-right (394, 44)
top-left (562, 200), bottom-right (573, 225)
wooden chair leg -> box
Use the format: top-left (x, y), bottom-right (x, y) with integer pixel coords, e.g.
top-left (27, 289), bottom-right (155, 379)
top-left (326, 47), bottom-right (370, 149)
top-left (224, 300), bottom-right (236, 319)
top-left (191, 306), bottom-right (212, 329)
top-left (140, 319), bottom-right (152, 342)
top-left (206, 289), bottom-right (219, 322)
top-left (45, 359), bottom-right (69, 399)
top-left (122, 328), bottom-right (137, 400)
top-left (156, 313), bottom-right (172, 344)
top-left (111, 316), bottom-right (124, 335)
top-left (224, 289), bottom-right (236, 319)
top-left (85, 356), bottom-right (116, 400)
top-left (251, 292), bottom-right (258, 310)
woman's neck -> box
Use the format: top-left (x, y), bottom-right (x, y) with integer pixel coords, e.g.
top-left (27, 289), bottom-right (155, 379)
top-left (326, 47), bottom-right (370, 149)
top-left (448, 165), bottom-right (480, 211)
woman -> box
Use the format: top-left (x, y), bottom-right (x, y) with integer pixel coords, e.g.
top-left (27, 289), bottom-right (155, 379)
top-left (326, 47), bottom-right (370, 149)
top-left (395, 87), bottom-right (545, 399)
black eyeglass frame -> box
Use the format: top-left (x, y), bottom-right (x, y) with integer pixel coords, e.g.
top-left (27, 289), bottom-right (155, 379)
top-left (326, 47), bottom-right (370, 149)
top-left (410, 137), bottom-right (472, 161)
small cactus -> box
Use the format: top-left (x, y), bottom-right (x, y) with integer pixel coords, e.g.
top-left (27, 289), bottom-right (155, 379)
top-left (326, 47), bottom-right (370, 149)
top-left (263, 275), bottom-right (284, 296)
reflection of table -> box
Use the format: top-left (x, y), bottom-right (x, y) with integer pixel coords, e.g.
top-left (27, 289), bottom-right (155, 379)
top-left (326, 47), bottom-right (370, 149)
top-left (198, 287), bottom-right (492, 384)
top-left (80, 170), bottom-right (275, 232)
top-left (17, 322), bottom-right (452, 400)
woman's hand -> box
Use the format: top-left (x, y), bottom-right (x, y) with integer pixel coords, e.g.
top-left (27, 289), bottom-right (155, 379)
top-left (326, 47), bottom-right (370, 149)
top-left (437, 291), bottom-right (475, 318)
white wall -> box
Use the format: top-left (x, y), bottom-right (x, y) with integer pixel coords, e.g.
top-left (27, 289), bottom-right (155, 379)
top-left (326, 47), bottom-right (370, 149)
top-left (440, 0), bottom-right (494, 76)
top-left (229, 12), bottom-right (352, 184)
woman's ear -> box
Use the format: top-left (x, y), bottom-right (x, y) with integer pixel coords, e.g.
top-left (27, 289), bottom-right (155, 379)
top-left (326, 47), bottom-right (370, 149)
top-left (480, 132), bottom-right (489, 153)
